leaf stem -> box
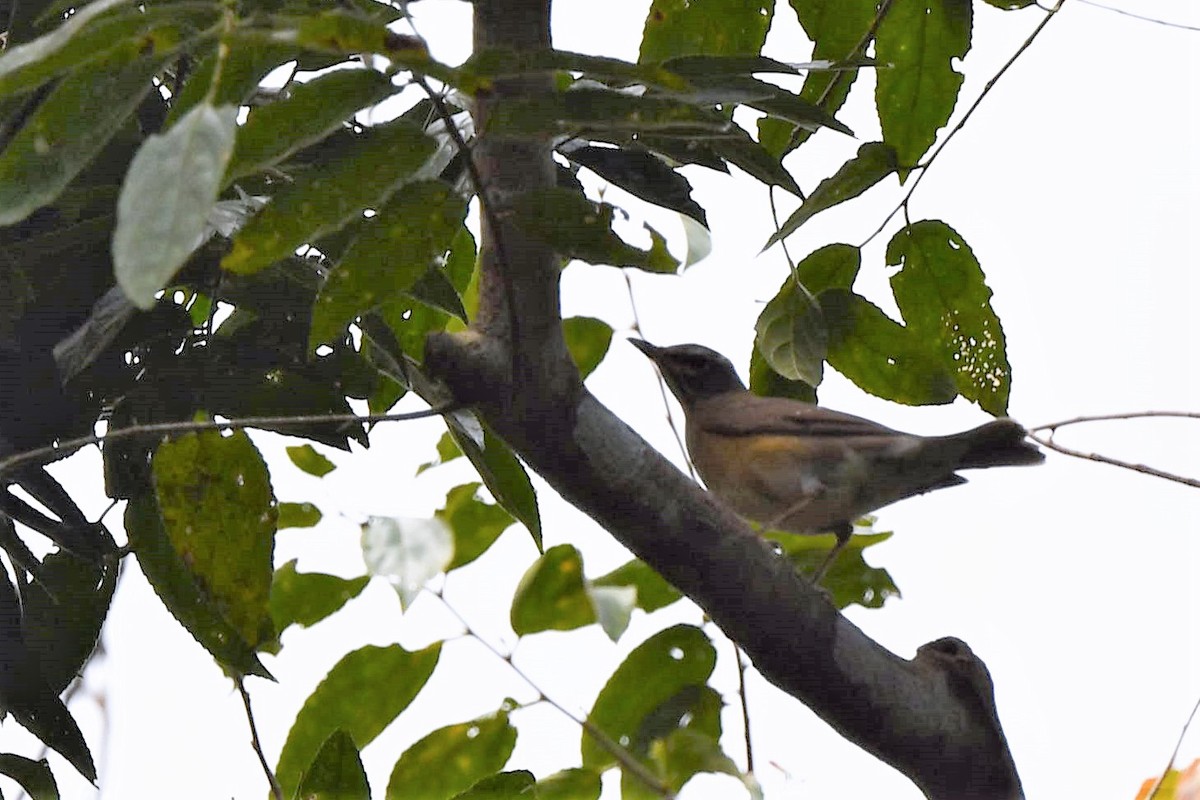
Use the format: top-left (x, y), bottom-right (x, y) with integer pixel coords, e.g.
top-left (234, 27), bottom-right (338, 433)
top-left (430, 586), bottom-right (675, 798)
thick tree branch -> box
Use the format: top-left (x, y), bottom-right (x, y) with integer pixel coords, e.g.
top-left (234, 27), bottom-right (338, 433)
top-left (425, 2), bottom-right (1024, 797)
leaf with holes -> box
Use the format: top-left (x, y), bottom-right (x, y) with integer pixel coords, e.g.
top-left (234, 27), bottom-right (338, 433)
top-left (876, 0), bottom-right (972, 178)
top-left (819, 289), bottom-right (957, 406)
top-left (887, 220), bottom-right (1011, 415)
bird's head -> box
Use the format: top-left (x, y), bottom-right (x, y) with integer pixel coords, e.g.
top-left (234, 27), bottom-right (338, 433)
top-left (629, 340), bottom-right (747, 407)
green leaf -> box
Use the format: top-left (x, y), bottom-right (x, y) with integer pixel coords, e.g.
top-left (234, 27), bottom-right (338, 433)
top-left (582, 625), bottom-right (716, 769)
top-left (754, 279), bottom-right (826, 387)
top-left (21, 552), bottom-right (116, 694)
top-left (791, 242), bottom-right (862, 293)
top-left (764, 142), bottom-right (897, 247)
top-left (487, 88), bottom-right (731, 138)
top-left (0, 41), bottom-right (169, 225)
top-left (639, 0), bottom-right (773, 62)
top-left (0, 1), bottom-right (219, 101)
top-left (221, 119), bottom-right (435, 275)
top-left (418, 431), bottom-right (463, 474)
top-left (289, 10), bottom-right (431, 62)
top-left (789, 0), bottom-right (878, 148)
top-left (166, 41), bottom-right (296, 126)
top-left (311, 180), bottom-right (468, 347)
top-left (564, 146), bottom-right (707, 227)
top-left (708, 127), bottom-right (802, 196)
top-left (153, 430), bottom-right (277, 650)
top-left (749, 346), bottom-right (816, 403)
top-left (0, 753), bottom-right (58, 800)
top-left (125, 494), bottom-right (271, 678)
top-left (295, 731), bottom-right (370, 800)
top-left (0, 569), bottom-right (94, 783)
top-left (982, 0), bottom-right (1036, 7)
top-left (766, 529), bottom-right (899, 610)
top-left (819, 289), bottom-right (956, 405)
top-left (633, 728), bottom-right (747, 799)
top-left (461, 48), bottom-right (686, 93)
top-left (385, 712), bottom-right (517, 800)
top-left (276, 643), bottom-right (442, 800)
top-left (536, 768), bottom-right (602, 800)
top-left (753, 244), bottom-right (861, 389)
top-left (510, 544), bottom-right (595, 636)
top-left (407, 265), bottom-right (469, 322)
top-left (225, 68), bottom-right (396, 182)
top-left (513, 187), bottom-right (679, 273)
top-left (269, 560), bottom-right (368, 635)
top-left (593, 560), bottom-right (683, 613)
top-left (287, 444), bottom-right (337, 477)
top-left (876, 0), bottom-right (972, 177)
top-left (887, 220), bottom-right (1010, 415)
top-left (113, 103), bottom-right (238, 309)
top-left (361, 516), bottom-right (453, 608)
top-left (439, 483), bottom-right (513, 571)
top-left (447, 416), bottom-right (541, 551)
top-left (278, 501), bottom-right (323, 529)
top-left (563, 316), bottom-right (614, 379)
top-left (452, 771), bottom-right (535, 800)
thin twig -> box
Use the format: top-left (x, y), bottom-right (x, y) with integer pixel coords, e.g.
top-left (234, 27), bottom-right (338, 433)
top-left (431, 587), bottom-right (674, 798)
top-left (0, 404), bottom-right (460, 480)
top-left (623, 271), bottom-right (696, 481)
top-left (1075, 0), bottom-right (1200, 32)
top-left (1031, 411), bottom-right (1200, 432)
top-left (1025, 412), bottom-right (1200, 489)
top-left (733, 641), bottom-right (754, 776)
top-left (861, 0), bottom-right (1065, 247)
top-left (406, 28), bottom-right (523, 391)
top-left (237, 677), bottom-right (283, 800)
top-left (1147, 694), bottom-right (1200, 800)
top-left (785, 0), bottom-right (897, 152)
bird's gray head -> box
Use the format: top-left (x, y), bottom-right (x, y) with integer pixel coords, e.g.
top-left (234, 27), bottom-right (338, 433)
top-left (629, 340), bottom-right (746, 406)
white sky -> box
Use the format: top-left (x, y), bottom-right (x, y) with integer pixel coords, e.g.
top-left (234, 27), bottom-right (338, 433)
top-left (3, 1), bottom-right (1199, 798)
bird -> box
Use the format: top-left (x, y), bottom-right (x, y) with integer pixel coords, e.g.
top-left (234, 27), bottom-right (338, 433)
top-left (629, 339), bottom-right (1044, 581)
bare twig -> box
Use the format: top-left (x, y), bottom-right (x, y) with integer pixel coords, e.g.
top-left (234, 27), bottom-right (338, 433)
top-left (733, 641), bottom-right (755, 776)
top-left (1075, 0), bottom-right (1200, 32)
top-left (623, 271), bottom-right (696, 480)
top-left (1147, 694), bottom-right (1200, 799)
top-left (237, 677), bottom-right (283, 800)
top-left (862, 0), bottom-right (1066, 247)
top-left (430, 586), bottom-right (674, 798)
top-left (1026, 411), bottom-right (1200, 489)
top-left (1031, 411), bottom-right (1200, 432)
top-left (0, 405), bottom-right (460, 480)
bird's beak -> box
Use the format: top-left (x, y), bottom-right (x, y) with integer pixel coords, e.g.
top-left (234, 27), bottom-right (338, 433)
top-left (628, 338), bottom-right (662, 360)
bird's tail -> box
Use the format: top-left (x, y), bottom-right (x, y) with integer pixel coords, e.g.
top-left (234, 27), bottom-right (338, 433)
top-left (950, 418), bottom-right (1045, 469)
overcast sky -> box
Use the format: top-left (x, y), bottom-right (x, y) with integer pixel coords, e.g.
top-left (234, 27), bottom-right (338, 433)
top-left (3, 1), bottom-right (1198, 798)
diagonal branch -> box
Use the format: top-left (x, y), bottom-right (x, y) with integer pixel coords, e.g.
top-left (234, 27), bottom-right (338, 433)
top-left (423, 2), bottom-right (1025, 798)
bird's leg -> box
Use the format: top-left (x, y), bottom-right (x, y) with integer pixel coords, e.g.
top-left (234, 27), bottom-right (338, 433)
top-left (810, 522), bottom-right (853, 586)
top-left (763, 487), bottom-right (823, 531)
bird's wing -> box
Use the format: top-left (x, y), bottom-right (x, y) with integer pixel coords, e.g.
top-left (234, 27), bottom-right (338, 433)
top-left (696, 393), bottom-right (905, 440)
